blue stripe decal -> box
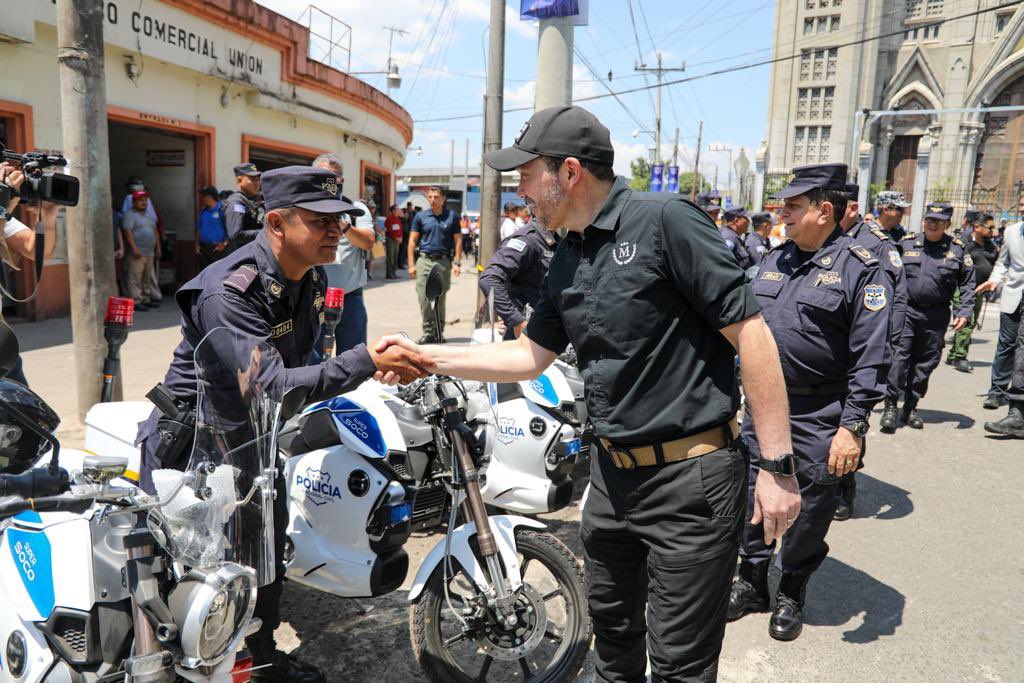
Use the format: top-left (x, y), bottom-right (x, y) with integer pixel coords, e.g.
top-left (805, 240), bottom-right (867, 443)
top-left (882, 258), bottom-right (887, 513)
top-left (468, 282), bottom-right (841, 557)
top-left (13, 511), bottom-right (42, 524)
top-left (311, 396), bottom-right (387, 457)
top-left (7, 527), bottom-right (55, 618)
top-left (527, 373), bottom-right (560, 407)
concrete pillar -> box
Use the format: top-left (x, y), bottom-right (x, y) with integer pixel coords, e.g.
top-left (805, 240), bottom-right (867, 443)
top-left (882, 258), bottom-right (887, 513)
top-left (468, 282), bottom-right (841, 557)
top-left (953, 122), bottom-right (984, 220)
top-left (535, 17), bottom-right (573, 110)
top-left (874, 125), bottom-right (896, 189)
top-left (908, 141), bottom-right (933, 231)
top-left (857, 141), bottom-right (873, 211)
top-left (753, 142), bottom-right (768, 212)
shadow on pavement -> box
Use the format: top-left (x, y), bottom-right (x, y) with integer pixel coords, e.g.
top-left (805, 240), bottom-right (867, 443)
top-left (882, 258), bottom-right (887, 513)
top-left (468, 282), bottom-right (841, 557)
top-left (851, 472), bottom-right (913, 521)
top-left (915, 407), bottom-right (975, 429)
top-left (14, 302), bottom-right (181, 352)
top-left (801, 557), bottom-right (905, 643)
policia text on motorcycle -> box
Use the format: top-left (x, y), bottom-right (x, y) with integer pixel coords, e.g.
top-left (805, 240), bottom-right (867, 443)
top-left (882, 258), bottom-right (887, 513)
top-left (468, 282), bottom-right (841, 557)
top-left (135, 166), bottom-right (430, 683)
top-left (377, 105), bottom-right (801, 682)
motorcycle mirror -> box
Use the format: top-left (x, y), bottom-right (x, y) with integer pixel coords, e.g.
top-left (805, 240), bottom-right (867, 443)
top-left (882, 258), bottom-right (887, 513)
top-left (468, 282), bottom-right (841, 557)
top-left (0, 322), bottom-right (20, 379)
top-left (425, 265), bottom-right (444, 303)
top-left (281, 386), bottom-right (309, 421)
top-left (82, 454), bottom-right (129, 485)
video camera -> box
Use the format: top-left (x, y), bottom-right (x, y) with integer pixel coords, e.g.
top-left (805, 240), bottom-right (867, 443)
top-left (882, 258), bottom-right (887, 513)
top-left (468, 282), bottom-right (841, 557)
top-left (0, 141), bottom-right (80, 207)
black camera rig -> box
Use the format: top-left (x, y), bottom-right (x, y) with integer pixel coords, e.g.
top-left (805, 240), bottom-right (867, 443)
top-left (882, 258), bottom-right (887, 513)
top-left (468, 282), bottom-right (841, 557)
top-left (0, 142), bottom-right (80, 207)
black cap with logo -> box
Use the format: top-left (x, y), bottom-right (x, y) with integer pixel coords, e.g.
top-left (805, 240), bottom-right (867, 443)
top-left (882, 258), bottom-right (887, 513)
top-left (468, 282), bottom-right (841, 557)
top-left (697, 190), bottom-right (722, 211)
top-left (234, 162), bottom-right (261, 177)
top-left (771, 163), bottom-right (848, 199)
top-left (261, 166), bottom-right (365, 215)
top-left (924, 202), bottom-right (953, 221)
top-left (483, 106), bottom-right (615, 171)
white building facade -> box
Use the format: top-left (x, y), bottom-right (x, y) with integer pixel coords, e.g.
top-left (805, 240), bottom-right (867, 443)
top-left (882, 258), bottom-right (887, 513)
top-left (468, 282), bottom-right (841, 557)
top-left (0, 0), bottom-right (412, 319)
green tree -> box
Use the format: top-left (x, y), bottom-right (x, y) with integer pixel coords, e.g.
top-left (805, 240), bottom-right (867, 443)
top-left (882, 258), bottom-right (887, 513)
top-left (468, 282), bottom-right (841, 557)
top-left (630, 157), bottom-right (651, 191)
top-left (677, 172), bottom-right (709, 196)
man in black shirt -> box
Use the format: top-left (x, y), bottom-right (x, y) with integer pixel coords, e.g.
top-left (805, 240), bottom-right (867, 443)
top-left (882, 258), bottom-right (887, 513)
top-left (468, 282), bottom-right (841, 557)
top-left (946, 212), bottom-right (999, 372)
top-left (377, 106), bottom-right (799, 681)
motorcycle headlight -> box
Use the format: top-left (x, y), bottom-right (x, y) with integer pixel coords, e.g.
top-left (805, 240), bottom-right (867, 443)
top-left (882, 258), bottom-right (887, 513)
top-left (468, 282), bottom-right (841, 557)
top-left (168, 564), bottom-right (257, 668)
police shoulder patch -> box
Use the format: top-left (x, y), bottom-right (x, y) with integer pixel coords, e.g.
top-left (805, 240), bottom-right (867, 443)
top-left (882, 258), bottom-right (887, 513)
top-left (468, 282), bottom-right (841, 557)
top-left (953, 237), bottom-right (965, 248)
top-left (848, 244), bottom-right (877, 265)
top-left (870, 227), bottom-right (890, 242)
top-left (224, 264), bottom-right (259, 293)
top-left (889, 250), bottom-right (903, 268)
top-left (863, 284), bottom-right (887, 311)
top-left (507, 238), bottom-right (527, 252)
top-left (233, 203), bottom-right (247, 214)
top-left (964, 254), bottom-right (974, 267)
top-left (902, 232), bottom-right (917, 241)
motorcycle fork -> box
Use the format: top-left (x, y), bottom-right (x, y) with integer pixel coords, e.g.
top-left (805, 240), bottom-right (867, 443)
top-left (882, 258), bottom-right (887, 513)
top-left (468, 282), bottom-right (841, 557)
top-left (441, 402), bottom-right (519, 628)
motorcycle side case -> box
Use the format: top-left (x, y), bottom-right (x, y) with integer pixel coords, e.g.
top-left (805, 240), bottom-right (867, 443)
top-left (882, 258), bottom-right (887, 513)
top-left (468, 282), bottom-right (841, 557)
top-left (283, 384), bottom-right (412, 599)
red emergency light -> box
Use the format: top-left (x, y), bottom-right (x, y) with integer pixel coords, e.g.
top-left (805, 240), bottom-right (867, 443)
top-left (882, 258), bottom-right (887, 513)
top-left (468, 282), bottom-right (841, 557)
top-left (104, 297), bottom-right (135, 326)
top-left (325, 287), bottom-right (344, 310)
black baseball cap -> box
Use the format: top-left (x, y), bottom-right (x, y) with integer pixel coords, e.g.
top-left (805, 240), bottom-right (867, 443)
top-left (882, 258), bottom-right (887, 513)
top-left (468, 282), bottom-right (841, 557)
top-left (199, 185), bottom-right (219, 198)
top-left (261, 166), bottom-right (365, 215)
top-left (483, 106), bottom-right (614, 171)
top-left (924, 202), bottom-right (953, 221)
top-left (771, 163), bottom-right (848, 199)
top-left (751, 212), bottom-right (773, 227)
top-left (234, 162), bottom-right (261, 177)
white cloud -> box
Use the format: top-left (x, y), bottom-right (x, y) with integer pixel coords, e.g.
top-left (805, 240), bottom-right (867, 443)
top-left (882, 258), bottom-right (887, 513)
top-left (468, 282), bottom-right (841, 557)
top-left (505, 80), bottom-right (537, 108)
top-left (612, 138), bottom-right (650, 177)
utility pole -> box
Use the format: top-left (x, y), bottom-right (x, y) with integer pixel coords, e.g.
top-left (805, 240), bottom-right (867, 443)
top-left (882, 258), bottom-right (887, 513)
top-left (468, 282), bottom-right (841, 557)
top-left (690, 120), bottom-right (703, 201)
top-left (449, 139), bottom-right (455, 190)
top-left (56, 0), bottom-right (118, 421)
top-left (478, 0), bottom-right (505, 299)
top-left (709, 143), bottom-right (733, 204)
top-left (535, 15), bottom-right (573, 109)
top-left (463, 138), bottom-right (470, 201)
top-left (635, 53), bottom-right (685, 165)
top-left (383, 25), bottom-right (409, 98)
top-left (672, 127), bottom-right (680, 167)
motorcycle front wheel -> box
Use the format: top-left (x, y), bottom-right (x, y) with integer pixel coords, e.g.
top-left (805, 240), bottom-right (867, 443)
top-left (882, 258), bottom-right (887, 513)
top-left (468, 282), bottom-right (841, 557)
top-left (410, 528), bottom-right (591, 682)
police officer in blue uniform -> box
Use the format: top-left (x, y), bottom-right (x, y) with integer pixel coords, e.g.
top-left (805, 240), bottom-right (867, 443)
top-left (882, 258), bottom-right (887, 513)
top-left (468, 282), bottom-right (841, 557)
top-left (223, 162), bottom-right (264, 250)
top-left (874, 191), bottom-right (911, 244)
top-left (135, 166), bottom-right (429, 682)
top-left (697, 189), bottom-right (723, 222)
top-left (720, 207), bottom-right (754, 271)
top-left (728, 163), bottom-right (894, 641)
top-left (478, 219), bottom-right (559, 339)
top-left (880, 202), bottom-right (975, 432)
top-left (832, 182), bottom-right (908, 520)
top-left (744, 212), bottom-right (773, 268)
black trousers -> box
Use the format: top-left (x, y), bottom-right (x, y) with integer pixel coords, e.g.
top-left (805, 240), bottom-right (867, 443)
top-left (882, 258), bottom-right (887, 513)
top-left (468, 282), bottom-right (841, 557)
top-left (581, 440), bottom-right (746, 682)
top-left (886, 306), bottom-right (950, 405)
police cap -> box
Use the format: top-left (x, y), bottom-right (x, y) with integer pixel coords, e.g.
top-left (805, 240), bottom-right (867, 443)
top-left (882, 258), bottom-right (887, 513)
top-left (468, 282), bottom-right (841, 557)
top-left (964, 208), bottom-right (981, 223)
top-left (233, 162), bottom-right (261, 177)
top-left (261, 166), bottom-right (365, 216)
top-left (751, 212), bottom-right (773, 227)
top-left (483, 106), bottom-right (614, 171)
top-left (876, 190), bottom-right (911, 209)
top-left (924, 202), bottom-right (953, 221)
top-left (697, 190), bottom-right (722, 211)
top-left (771, 163), bottom-right (848, 199)
top-left (199, 185), bottom-right (219, 198)
top-left (723, 207), bottom-right (749, 222)
top-left (844, 182), bottom-right (859, 200)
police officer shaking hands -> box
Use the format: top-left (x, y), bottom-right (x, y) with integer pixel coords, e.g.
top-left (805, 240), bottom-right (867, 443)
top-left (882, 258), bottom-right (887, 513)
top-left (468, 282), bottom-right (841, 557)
top-left (377, 106), bottom-right (800, 682)
top-left (135, 166), bottom-right (430, 682)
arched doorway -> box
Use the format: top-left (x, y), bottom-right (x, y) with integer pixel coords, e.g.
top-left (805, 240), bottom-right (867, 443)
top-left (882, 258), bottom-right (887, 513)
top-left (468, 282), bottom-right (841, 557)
top-left (884, 96), bottom-right (934, 202)
top-left (972, 73), bottom-right (1024, 213)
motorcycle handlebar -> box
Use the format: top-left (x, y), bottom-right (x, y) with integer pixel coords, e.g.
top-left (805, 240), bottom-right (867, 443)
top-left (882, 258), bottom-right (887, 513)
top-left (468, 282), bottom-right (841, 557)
top-left (0, 493), bottom-right (94, 520)
top-left (0, 467), bottom-right (71, 499)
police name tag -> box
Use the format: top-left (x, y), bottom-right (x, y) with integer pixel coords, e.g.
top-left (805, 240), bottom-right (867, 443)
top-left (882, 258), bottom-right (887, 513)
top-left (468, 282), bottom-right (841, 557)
top-left (271, 320), bottom-right (294, 338)
top-left (761, 271), bottom-right (784, 281)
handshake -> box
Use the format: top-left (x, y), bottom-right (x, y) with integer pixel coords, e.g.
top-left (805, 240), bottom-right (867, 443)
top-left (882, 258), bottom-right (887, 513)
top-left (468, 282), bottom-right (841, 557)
top-left (367, 335), bottom-right (436, 385)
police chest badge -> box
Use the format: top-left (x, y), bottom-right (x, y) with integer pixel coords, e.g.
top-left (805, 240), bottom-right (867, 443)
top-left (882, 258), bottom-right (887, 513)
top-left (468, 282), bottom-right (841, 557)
top-left (863, 284), bottom-right (887, 311)
top-left (889, 251), bottom-right (903, 268)
top-left (611, 241), bottom-right (637, 266)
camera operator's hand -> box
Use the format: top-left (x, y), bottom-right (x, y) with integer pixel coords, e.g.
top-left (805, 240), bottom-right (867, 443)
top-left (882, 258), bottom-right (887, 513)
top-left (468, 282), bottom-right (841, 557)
top-left (0, 162), bottom-right (25, 212)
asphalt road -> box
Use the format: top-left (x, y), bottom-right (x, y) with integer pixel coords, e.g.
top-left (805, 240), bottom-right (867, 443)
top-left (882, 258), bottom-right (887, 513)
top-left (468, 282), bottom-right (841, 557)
top-left (18, 261), bottom-right (1024, 682)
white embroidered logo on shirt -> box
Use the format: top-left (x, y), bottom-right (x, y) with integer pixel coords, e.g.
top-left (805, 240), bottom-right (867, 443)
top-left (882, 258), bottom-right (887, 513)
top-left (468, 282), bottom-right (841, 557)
top-left (612, 241), bottom-right (637, 266)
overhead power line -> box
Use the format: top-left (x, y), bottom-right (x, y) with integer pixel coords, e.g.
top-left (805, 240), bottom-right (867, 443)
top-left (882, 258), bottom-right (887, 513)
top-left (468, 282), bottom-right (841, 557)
top-left (412, 1), bottom-right (1021, 124)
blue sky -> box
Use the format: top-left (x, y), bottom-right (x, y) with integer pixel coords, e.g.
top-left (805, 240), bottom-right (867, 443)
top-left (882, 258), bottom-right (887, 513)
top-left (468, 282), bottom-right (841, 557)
top-left (254, 0), bottom-right (777, 187)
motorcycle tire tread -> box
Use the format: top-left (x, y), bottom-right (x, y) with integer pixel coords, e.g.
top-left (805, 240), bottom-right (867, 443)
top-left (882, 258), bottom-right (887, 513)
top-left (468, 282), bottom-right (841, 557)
top-left (409, 528), bottom-right (591, 683)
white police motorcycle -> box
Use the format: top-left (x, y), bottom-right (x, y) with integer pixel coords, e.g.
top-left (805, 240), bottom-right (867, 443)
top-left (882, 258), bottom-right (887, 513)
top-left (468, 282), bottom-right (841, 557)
top-left (2, 325), bottom-right (280, 683)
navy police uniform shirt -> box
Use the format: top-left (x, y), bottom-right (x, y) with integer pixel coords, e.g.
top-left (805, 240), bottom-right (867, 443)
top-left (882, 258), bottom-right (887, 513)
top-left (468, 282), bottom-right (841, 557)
top-left (479, 221), bottom-right (558, 338)
top-left (881, 223), bottom-right (906, 245)
top-left (223, 190), bottom-right (264, 246)
top-left (897, 232), bottom-right (976, 317)
top-left (526, 177), bottom-right (761, 446)
top-left (744, 231), bottom-right (770, 268)
top-left (847, 219), bottom-right (908, 345)
top-left (411, 208), bottom-right (460, 257)
top-left (719, 225), bottom-right (754, 271)
top-left (160, 229), bottom-right (377, 407)
top-left (751, 228), bottom-right (893, 424)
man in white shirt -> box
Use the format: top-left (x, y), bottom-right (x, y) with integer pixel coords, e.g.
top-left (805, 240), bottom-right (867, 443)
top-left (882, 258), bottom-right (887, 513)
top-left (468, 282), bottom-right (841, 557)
top-left (500, 201), bottom-right (520, 241)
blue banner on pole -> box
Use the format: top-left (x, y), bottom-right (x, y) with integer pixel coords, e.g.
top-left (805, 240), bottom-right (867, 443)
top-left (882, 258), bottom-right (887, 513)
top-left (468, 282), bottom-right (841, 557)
top-left (665, 166), bottom-right (679, 193)
top-left (520, 0), bottom-right (579, 20)
top-left (650, 164), bottom-right (664, 193)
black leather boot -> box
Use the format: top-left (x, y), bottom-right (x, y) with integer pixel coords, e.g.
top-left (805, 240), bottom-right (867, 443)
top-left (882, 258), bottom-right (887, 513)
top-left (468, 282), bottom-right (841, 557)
top-left (247, 636), bottom-right (325, 683)
top-left (769, 573), bottom-right (809, 641)
top-left (727, 561), bottom-right (770, 621)
top-left (879, 400), bottom-right (897, 433)
top-left (905, 407), bottom-right (923, 429)
top-left (984, 402), bottom-right (1024, 438)
top-left (834, 474), bottom-right (856, 521)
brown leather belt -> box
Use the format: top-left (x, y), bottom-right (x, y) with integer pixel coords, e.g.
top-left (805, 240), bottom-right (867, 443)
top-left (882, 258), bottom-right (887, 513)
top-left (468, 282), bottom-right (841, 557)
top-left (599, 419), bottom-right (739, 470)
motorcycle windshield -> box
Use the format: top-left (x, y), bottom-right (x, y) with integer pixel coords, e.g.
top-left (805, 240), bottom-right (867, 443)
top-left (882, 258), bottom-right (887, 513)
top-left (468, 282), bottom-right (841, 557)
top-left (182, 327), bottom-right (284, 586)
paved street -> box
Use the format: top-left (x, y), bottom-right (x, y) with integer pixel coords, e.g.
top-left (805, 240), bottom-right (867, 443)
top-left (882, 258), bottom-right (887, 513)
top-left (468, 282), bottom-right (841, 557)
top-left (17, 261), bottom-right (1024, 682)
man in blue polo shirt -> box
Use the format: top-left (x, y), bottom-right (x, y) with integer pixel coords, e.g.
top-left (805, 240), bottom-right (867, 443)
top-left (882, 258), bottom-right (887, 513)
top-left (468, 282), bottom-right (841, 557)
top-left (408, 186), bottom-right (462, 343)
top-left (195, 185), bottom-right (228, 269)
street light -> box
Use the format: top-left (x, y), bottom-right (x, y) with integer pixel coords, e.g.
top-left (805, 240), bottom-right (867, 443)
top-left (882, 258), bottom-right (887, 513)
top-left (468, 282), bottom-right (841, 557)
top-left (708, 143), bottom-right (733, 205)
